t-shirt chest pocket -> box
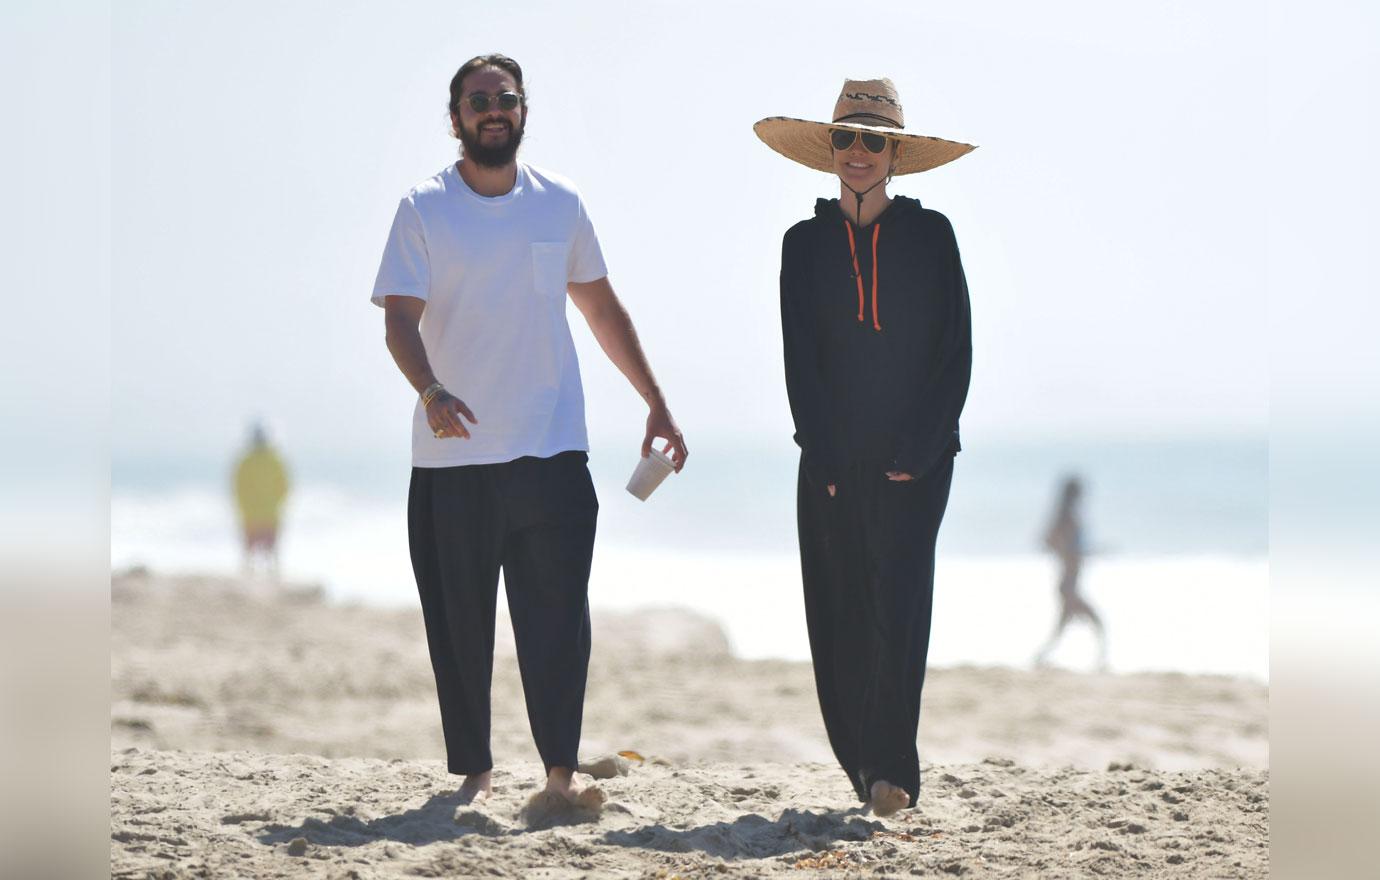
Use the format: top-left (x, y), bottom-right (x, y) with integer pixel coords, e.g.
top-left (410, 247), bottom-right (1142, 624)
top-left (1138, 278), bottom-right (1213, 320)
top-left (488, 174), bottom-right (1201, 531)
top-left (530, 242), bottom-right (569, 300)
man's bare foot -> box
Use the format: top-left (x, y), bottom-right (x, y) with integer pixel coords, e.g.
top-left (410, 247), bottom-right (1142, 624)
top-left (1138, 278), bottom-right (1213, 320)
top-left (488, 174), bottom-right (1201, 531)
top-left (868, 780), bottom-right (910, 817)
top-left (521, 767), bottom-right (605, 827)
top-left (545, 766), bottom-right (606, 807)
top-left (456, 770), bottom-right (492, 805)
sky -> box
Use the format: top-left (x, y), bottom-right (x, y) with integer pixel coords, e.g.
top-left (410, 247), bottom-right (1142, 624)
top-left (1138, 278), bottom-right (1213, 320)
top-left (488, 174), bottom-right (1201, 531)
top-left (105, 0), bottom-right (1277, 472)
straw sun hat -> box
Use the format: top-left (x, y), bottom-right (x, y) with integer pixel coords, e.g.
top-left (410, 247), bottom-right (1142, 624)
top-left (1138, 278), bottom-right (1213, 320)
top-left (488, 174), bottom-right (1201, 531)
top-left (753, 78), bottom-right (975, 175)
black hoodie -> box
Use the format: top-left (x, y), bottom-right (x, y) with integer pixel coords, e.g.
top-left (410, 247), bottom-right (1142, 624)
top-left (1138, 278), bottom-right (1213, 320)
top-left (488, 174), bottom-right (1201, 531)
top-left (779, 195), bottom-right (972, 488)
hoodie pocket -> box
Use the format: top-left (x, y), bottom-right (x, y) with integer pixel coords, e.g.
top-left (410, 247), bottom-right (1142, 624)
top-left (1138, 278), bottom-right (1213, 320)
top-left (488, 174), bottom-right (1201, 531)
top-left (531, 242), bottom-right (569, 300)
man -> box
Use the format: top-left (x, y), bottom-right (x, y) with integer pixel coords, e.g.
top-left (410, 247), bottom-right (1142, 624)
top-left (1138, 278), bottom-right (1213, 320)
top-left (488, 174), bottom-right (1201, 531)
top-left (231, 422), bottom-right (290, 580)
top-left (371, 54), bottom-right (687, 813)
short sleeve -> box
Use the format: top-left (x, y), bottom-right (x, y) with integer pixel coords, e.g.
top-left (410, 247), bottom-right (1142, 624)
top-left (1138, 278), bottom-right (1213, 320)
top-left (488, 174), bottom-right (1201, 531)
top-left (370, 197), bottom-right (430, 307)
top-left (567, 194), bottom-right (608, 284)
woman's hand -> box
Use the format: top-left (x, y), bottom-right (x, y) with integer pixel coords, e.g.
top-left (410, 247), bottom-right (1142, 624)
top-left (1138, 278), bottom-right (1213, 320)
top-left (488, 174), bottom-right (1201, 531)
top-left (885, 470), bottom-right (913, 482)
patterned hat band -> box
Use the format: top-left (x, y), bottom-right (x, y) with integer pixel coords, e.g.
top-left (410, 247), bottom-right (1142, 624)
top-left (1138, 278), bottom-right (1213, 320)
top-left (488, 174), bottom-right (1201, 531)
top-left (833, 111), bottom-right (904, 129)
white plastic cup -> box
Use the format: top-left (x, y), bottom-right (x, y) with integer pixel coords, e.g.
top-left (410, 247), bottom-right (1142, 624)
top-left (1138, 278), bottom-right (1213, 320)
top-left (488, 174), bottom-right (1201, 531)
top-left (626, 448), bottom-right (676, 501)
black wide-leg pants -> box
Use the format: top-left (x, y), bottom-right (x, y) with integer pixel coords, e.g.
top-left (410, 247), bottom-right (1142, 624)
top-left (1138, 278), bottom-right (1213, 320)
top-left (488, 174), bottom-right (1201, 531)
top-left (407, 450), bottom-right (598, 777)
top-left (797, 453), bottom-right (954, 807)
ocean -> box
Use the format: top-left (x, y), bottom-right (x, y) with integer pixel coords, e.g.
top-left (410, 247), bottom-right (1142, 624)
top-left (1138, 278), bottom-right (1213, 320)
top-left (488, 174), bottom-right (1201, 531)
top-left (111, 435), bottom-right (1268, 680)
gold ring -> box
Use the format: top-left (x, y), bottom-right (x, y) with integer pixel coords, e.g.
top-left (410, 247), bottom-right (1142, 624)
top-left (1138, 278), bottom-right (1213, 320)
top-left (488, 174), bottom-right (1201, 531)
top-left (433, 429), bottom-right (444, 437)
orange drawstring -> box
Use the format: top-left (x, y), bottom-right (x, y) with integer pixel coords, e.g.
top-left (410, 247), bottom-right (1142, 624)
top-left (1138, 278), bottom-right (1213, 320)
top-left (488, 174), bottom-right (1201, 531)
top-left (844, 220), bottom-right (864, 322)
top-left (843, 219), bottom-right (882, 331)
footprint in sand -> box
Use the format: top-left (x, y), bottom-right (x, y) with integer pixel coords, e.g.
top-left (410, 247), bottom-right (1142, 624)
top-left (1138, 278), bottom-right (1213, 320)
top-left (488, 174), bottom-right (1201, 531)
top-left (521, 786), bottom-right (607, 829)
top-left (453, 808), bottom-right (506, 836)
top-left (579, 754), bottom-right (632, 779)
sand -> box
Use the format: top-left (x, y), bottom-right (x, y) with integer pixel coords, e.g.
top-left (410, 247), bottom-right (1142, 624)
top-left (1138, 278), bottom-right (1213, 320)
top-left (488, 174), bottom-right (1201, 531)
top-left (110, 571), bottom-right (1268, 877)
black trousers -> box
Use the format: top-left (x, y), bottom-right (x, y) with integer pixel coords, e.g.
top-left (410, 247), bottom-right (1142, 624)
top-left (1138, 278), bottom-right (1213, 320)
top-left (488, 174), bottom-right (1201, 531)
top-left (797, 453), bottom-right (955, 807)
top-left (407, 451), bottom-right (598, 776)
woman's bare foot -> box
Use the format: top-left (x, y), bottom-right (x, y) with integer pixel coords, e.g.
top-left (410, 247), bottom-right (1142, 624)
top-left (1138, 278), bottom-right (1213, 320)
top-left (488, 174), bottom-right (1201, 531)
top-left (868, 780), bottom-right (910, 817)
top-left (456, 770), bottom-right (492, 805)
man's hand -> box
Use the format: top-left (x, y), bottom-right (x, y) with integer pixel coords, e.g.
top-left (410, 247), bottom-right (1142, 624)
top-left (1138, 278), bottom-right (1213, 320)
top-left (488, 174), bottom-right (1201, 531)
top-left (827, 484), bottom-right (836, 497)
top-left (642, 402), bottom-right (688, 472)
top-left (885, 471), bottom-right (913, 482)
top-left (427, 391), bottom-right (478, 440)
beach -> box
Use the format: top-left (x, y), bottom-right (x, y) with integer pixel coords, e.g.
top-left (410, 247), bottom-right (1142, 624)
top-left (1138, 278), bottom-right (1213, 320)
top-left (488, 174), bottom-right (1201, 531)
top-left (111, 570), bottom-right (1268, 877)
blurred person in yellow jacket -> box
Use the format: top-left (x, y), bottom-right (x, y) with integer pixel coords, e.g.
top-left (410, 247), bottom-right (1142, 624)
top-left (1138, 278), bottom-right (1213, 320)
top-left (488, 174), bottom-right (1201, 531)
top-left (232, 424), bottom-right (290, 579)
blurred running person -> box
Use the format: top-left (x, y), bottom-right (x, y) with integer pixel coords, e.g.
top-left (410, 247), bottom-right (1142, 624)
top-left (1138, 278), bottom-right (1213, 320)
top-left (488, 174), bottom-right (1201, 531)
top-left (1034, 475), bottom-right (1108, 672)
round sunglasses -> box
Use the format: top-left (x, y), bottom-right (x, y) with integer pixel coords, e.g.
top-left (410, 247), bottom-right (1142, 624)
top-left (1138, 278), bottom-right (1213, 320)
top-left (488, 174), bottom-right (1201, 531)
top-left (465, 91), bottom-right (521, 113)
top-left (830, 129), bottom-right (890, 154)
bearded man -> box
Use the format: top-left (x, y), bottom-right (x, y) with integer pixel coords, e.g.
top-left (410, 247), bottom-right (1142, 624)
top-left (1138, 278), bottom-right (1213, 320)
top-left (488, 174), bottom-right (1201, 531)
top-left (371, 53), bottom-right (687, 811)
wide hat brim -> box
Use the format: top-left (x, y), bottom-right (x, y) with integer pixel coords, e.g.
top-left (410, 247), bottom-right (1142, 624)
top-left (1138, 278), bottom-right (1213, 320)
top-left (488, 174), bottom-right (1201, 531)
top-left (753, 116), bottom-right (976, 175)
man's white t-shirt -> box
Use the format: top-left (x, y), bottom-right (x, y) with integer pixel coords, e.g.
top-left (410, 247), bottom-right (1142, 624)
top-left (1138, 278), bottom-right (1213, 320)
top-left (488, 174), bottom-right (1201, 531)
top-left (371, 162), bottom-right (608, 467)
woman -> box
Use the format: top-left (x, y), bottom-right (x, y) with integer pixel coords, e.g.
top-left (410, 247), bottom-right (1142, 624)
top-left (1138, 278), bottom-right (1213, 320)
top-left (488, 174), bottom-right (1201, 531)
top-left (1035, 475), bottom-right (1109, 671)
top-left (753, 79), bottom-right (974, 816)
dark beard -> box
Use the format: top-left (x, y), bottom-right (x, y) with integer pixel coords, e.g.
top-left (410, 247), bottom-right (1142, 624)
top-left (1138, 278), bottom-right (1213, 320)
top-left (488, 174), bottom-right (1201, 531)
top-left (459, 119), bottom-right (524, 168)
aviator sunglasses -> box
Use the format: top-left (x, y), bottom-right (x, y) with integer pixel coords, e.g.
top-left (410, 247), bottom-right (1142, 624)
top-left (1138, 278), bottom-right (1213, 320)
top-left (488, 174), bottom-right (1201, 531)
top-left (465, 91), bottom-right (522, 113)
top-left (830, 129), bottom-right (889, 154)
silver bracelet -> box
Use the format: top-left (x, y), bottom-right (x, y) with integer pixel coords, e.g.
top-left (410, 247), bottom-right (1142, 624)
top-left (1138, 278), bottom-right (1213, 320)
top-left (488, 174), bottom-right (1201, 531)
top-left (420, 382), bottom-right (445, 407)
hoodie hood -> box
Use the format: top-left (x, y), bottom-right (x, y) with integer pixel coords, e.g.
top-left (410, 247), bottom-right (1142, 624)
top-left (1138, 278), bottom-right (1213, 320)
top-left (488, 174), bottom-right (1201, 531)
top-left (813, 194), bottom-right (924, 221)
